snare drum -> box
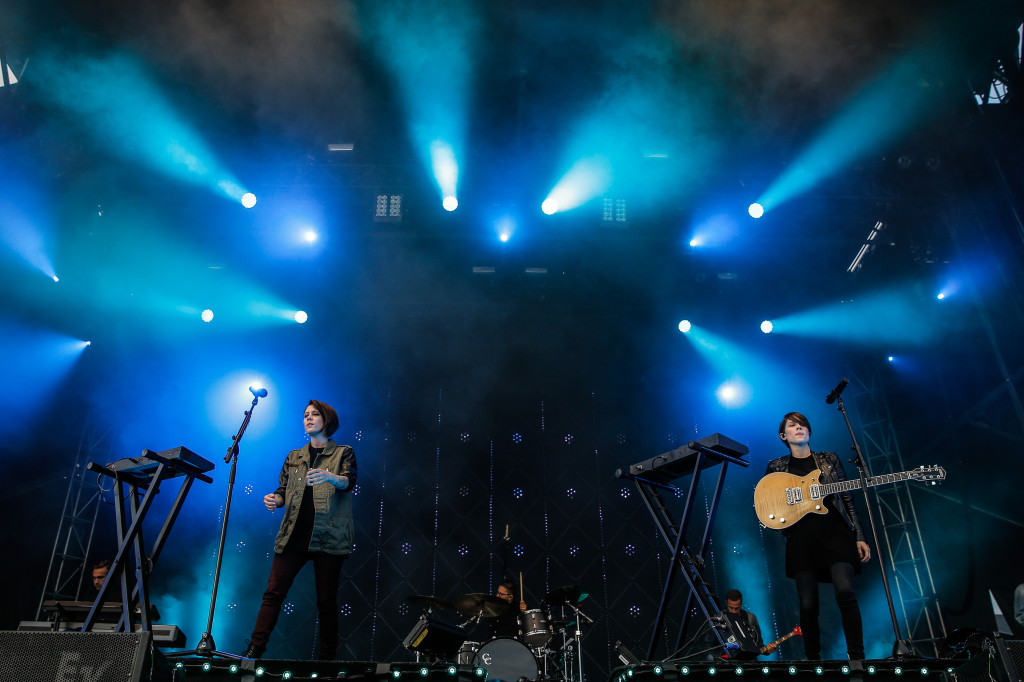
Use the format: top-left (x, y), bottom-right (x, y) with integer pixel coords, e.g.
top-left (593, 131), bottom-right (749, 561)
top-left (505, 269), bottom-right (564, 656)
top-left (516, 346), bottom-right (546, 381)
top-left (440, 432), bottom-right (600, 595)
top-left (519, 609), bottom-right (552, 646)
top-left (474, 637), bottom-right (539, 682)
top-left (458, 641), bottom-right (480, 665)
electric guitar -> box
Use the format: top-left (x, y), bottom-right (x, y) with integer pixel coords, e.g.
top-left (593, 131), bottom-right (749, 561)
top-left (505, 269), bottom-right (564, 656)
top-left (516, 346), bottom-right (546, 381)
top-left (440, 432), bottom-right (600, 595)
top-left (726, 625), bottom-right (802, 659)
top-left (761, 625), bottom-right (801, 655)
top-left (753, 465), bottom-right (945, 530)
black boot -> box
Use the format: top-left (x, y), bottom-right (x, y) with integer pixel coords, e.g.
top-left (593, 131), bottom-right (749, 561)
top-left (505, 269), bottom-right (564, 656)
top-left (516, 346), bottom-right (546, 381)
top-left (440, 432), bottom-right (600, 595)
top-left (242, 643), bottom-right (264, 659)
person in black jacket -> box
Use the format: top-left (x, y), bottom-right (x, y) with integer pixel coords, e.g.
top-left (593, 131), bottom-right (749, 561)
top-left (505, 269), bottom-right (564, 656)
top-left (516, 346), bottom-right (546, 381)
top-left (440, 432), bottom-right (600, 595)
top-left (764, 412), bottom-right (870, 661)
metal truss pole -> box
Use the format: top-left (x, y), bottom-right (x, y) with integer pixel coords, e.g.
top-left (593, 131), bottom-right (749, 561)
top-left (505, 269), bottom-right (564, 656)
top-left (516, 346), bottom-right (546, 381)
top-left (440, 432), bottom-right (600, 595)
top-left (848, 375), bottom-right (947, 656)
top-left (36, 418), bottom-right (109, 617)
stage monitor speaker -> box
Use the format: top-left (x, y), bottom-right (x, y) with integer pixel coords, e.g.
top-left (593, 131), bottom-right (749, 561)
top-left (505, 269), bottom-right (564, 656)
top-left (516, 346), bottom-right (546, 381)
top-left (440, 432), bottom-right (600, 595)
top-left (994, 636), bottom-right (1024, 682)
top-left (0, 630), bottom-right (153, 682)
top-left (402, 615), bottom-right (467, 659)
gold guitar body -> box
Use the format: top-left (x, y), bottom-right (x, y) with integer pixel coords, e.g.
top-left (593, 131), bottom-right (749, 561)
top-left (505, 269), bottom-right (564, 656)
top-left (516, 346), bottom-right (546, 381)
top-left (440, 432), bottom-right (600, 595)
top-left (753, 470), bottom-right (829, 530)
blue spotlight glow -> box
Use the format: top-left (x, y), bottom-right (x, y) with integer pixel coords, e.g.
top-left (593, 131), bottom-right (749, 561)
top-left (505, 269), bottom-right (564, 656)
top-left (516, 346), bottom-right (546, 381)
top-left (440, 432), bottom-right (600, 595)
top-left (888, 355), bottom-right (895, 362)
top-left (241, 193), bottom-right (257, 209)
top-left (294, 311), bottom-right (308, 324)
top-left (757, 48), bottom-right (959, 212)
top-left (767, 288), bottom-right (947, 345)
top-left (303, 230), bottom-right (318, 244)
top-left (541, 198), bottom-right (559, 215)
top-left (689, 238), bottom-right (700, 247)
top-left (431, 140), bottom-right (460, 203)
top-left (760, 320), bottom-right (774, 334)
top-left (34, 50), bottom-right (247, 203)
top-left (52, 275), bottom-right (59, 283)
top-left (0, 195), bottom-right (57, 280)
top-left (543, 155), bottom-right (613, 214)
top-left (937, 278), bottom-right (962, 300)
top-left (715, 377), bottom-right (752, 409)
top-left (748, 203), bottom-right (764, 219)
top-left (678, 320), bottom-right (692, 333)
top-left (494, 214), bottom-right (516, 242)
top-left (201, 309), bottom-right (214, 323)
top-left (442, 195), bottom-right (459, 212)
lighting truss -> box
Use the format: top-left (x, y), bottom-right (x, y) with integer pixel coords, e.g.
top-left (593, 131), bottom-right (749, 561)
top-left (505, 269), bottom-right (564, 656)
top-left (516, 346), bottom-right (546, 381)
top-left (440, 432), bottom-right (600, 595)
top-left (847, 221), bottom-right (885, 273)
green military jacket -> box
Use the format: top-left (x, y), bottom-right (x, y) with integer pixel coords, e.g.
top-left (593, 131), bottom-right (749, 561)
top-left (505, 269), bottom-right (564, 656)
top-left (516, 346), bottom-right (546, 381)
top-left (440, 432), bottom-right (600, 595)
top-left (273, 440), bottom-right (357, 555)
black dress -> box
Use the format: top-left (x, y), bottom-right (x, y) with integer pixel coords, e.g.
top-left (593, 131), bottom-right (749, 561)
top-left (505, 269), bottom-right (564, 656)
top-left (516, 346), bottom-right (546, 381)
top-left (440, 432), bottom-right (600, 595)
top-left (782, 455), bottom-right (860, 580)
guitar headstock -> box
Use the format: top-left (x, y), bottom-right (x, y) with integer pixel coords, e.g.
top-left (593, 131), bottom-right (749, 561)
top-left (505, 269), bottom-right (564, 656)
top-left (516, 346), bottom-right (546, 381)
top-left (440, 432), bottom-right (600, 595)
top-left (909, 465), bottom-right (946, 484)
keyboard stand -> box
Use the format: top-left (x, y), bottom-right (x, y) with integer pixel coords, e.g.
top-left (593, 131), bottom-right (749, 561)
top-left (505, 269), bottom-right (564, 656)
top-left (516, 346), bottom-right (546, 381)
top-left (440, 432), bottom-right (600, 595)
top-left (84, 446), bottom-right (213, 635)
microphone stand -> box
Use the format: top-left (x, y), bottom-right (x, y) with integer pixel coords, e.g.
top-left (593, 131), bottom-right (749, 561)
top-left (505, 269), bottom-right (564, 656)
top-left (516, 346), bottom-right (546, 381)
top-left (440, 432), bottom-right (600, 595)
top-left (192, 391), bottom-right (265, 659)
top-left (833, 393), bottom-right (914, 658)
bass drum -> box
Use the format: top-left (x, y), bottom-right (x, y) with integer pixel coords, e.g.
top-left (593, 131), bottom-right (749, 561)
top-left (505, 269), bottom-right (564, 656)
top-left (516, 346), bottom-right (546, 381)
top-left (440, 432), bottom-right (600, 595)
top-left (473, 637), bottom-right (539, 682)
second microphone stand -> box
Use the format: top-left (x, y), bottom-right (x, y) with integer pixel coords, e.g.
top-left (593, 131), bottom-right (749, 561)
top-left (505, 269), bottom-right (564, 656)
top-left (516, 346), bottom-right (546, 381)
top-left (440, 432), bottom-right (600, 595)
top-left (193, 390), bottom-right (265, 659)
top-left (833, 392), bottom-right (914, 658)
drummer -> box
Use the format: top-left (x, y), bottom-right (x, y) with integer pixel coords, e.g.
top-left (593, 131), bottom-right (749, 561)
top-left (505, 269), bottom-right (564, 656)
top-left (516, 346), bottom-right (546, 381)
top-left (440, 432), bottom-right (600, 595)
top-left (490, 580), bottom-right (527, 638)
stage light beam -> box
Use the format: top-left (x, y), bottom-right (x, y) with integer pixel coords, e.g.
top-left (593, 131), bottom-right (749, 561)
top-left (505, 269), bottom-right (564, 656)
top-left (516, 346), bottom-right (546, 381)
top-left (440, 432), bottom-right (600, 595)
top-left (241, 193), bottom-right (257, 209)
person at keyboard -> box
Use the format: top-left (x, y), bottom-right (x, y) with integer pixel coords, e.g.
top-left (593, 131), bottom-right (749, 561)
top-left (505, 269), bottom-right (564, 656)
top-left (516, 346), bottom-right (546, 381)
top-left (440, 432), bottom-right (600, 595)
top-left (242, 399), bottom-right (357, 661)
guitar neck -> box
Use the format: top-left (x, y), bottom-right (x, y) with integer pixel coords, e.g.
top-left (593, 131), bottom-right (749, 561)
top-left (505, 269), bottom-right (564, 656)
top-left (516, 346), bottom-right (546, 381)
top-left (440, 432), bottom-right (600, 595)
top-left (820, 470), bottom-right (916, 496)
top-left (760, 628), bottom-right (798, 654)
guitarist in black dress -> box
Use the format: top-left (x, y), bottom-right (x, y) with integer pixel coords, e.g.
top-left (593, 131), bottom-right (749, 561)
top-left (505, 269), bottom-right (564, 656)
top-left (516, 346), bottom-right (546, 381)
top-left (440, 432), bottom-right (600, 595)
top-left (765, 412), bottom-right (871, 661)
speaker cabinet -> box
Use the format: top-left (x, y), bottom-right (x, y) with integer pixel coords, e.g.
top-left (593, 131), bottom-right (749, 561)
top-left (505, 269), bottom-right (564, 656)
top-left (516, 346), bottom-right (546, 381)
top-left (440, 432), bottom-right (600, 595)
top-left (0, 630), bottom-right (153, 682)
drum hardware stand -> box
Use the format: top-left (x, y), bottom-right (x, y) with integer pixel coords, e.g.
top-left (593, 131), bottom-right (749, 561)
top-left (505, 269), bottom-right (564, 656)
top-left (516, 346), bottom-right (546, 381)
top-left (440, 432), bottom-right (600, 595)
top-left (832, 388), bottom-right (915, 658)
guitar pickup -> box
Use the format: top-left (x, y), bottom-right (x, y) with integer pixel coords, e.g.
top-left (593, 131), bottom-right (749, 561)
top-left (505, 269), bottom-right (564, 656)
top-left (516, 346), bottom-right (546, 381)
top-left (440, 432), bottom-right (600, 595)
top-left (785, 487), bottom-right (803, 505)
top-left (809, 484), bottom-right (821, 500)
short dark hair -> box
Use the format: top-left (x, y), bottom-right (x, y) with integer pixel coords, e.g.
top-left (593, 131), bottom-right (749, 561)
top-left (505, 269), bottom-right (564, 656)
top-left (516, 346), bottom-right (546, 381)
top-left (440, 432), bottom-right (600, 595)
top-left (93, 559), bottom-right (112, 572)
top-left (499, 579), bottom-right (516, 594)
top-left (308, 400), bottom-right (340, 438)
top-left (778, 412), bottom-right (811, 448)
top-left (725, 589), bottom-right (742, 602)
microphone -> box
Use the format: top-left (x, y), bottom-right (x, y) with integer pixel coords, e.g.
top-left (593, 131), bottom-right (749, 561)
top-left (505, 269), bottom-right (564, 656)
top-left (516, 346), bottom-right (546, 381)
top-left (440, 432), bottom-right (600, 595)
top-left (825, 378), bottom-right (849, 404)
top-left (249, 386), bottom-right (268, 398)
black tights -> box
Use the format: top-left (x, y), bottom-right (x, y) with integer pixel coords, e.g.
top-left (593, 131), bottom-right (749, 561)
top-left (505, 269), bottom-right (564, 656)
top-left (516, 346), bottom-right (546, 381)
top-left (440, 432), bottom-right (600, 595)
top-left (793, 563), bottom-right (864, 660)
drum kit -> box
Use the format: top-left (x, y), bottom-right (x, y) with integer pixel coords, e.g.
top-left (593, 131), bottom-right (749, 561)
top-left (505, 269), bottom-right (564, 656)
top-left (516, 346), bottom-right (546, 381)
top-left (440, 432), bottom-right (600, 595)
top-left (405, 585), bottom-right (592, 682)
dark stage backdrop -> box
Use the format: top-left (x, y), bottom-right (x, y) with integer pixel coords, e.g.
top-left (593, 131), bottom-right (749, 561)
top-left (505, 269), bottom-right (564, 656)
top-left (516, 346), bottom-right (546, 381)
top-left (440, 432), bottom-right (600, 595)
top-left (130, 388), bottom-right (786, 674)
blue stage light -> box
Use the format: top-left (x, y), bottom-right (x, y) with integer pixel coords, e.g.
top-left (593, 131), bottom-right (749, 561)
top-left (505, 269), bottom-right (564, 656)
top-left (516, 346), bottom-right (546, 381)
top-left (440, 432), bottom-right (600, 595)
top-left (678, 320), bottom-right (692, 333)
top-left (760, 320), bottom-right (774, 334)
top-left (201, 309), bottom-right (214, 323)
top-left (294, 311), bottom-right (308, 324)
top-left (748, 203), bottom-right (764, 219)
top-left (442, 195), bottom-right (458, 212)
top-left (241, 193), bottom-right (257, 209)
top-left (542, 198), bottom-right (558, 215)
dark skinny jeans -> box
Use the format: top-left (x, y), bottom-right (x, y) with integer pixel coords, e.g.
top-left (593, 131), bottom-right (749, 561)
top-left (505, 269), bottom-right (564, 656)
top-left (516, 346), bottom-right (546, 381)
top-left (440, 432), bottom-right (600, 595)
top-left (250, 548), bottom-right (346, 660)
top-left (793, 562), bottom-right (864, 660)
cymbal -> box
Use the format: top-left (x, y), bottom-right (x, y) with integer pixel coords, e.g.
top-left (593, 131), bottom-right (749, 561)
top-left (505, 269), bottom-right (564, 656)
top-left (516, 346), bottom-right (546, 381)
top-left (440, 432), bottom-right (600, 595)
top-left (452, 593), bottom-right (510, 618)
top-left (543, 584), bottom-right (586, 605)
top-left (406, 594), bottom-right (453, 611)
